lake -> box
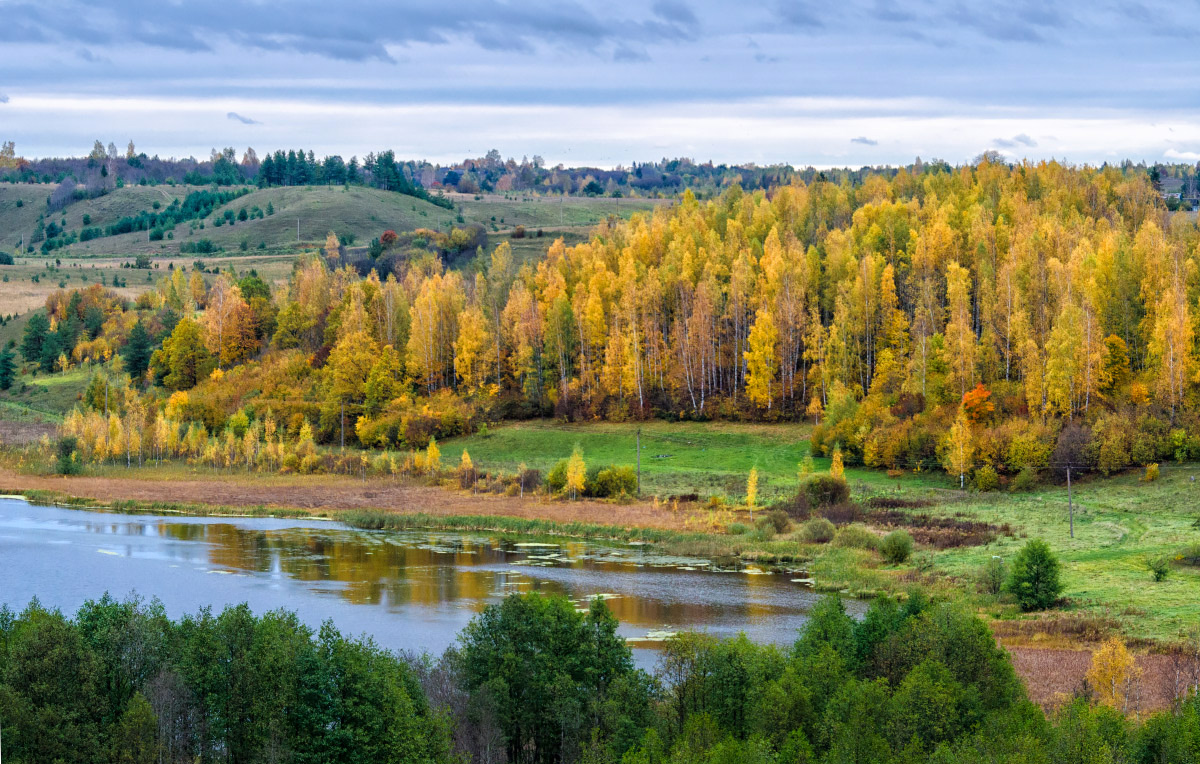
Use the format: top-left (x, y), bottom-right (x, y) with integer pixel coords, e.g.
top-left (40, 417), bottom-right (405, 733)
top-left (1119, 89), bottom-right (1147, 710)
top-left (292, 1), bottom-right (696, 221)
top-left (0, 496), bottom-right (858, 666)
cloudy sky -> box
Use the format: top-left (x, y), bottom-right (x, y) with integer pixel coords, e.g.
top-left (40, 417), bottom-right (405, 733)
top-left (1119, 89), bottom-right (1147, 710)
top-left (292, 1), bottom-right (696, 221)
top-left (2, 0), bottom-right (1199, 167)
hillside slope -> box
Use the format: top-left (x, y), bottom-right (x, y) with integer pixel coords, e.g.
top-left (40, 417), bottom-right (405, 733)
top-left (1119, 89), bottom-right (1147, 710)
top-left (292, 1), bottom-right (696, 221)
top-left (0, 183), bottom-right (666, 257)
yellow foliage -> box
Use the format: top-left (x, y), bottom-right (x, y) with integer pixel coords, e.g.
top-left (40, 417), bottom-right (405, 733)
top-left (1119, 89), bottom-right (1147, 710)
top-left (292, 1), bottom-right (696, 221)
top-left (830, 447), bottom-right (844, 480)
top-left (1086, 637), bottom-right (1141, 713)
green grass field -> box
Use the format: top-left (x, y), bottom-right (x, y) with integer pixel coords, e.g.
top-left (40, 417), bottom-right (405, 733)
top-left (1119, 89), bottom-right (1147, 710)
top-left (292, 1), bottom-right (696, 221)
top-left (0, 183), bottom-right (666, 259)
top-left (443, 420), bottom-right (942, 502)
top-left (444, 419), bottom-right (1200, 642)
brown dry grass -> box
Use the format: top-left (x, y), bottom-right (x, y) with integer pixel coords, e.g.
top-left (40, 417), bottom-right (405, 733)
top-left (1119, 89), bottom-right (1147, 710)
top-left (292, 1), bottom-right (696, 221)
top-left (1007, 646), bottom-right (1184, 713)
top-left (0, 467), bottom-right (690, 529)
top-left (0, 420), bottom-right (57, 447)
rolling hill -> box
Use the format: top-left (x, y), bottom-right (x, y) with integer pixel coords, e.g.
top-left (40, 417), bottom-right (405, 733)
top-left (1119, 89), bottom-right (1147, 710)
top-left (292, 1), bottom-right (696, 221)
top-left (0, 183), bottom-right (667, 258)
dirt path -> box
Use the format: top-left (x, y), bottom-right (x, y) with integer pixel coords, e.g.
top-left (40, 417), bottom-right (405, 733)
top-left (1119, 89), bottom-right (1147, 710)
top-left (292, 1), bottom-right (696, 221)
top-left (0, 468), bottom-right (688, 529)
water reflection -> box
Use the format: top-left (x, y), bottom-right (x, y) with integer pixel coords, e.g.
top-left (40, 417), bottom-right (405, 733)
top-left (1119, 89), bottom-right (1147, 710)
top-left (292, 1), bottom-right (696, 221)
top-left (0, 499), bottom-right (861, 664)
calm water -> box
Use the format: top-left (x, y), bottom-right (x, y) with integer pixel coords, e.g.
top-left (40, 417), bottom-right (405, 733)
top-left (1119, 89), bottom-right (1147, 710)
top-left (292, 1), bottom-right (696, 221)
top-left (0, 497), bottom-right (857, 666)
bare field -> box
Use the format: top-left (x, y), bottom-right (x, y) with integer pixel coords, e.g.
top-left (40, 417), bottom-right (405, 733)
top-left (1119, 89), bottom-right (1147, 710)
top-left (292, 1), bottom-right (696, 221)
top-left (0, 467), bottom-right (688, 529)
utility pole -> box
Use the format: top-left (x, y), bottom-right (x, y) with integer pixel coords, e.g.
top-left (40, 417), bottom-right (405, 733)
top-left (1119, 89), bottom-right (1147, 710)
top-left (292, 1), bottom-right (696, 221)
top-left (1067, 465), bottom-right (1073, 538)
top-left (636, 427), bottom-right (641, 496)
top-left (297, 218), bottom-right (300, 243)
top-left (340, 402), bottom-right (345, 450)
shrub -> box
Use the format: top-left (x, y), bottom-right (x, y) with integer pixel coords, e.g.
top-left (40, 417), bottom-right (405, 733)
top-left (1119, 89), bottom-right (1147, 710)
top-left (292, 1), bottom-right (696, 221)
top-left (800, 474), bottom-right (850, 508)
top-left (546, 459), bottom-right (568, 493)
top-left (832, 524), bottom-right (879, 551)
top-left (752, 517), bottom-right (777, 539)
top-left (800, 517), bottom-right (836, 544)
top-left (973, 464), bottom-right (999, 492)
top-left (1009, 466), bottom-right (1038, 492)
top-left (1143, 463), bottom-right (1160, 482)
top-left (56, 436), bottom-right (81, 475)
top-left (728, 523), bottom-right (750, 535)
top-left (978, 557), bottom-right (1007, 595)
top-left (588, 465), bottom-right (637, 498)
top-left (763, 509), bottom-right (791, 534)
top-left (1147, 555), bottom-right (1170, 582)
top-left (880, 530), bottom-right (913, 564)
top-left (1006, 539), bottom-right (1063, 611)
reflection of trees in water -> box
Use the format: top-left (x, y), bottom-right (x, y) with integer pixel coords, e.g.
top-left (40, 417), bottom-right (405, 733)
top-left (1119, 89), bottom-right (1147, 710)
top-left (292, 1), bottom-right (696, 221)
top-left (178, 524), bottom-right (811, 629)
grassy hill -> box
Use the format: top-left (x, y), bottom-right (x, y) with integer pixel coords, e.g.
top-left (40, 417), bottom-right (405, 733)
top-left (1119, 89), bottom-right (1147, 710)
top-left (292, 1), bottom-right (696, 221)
top-left (0, 183), bottom-right (668, 258)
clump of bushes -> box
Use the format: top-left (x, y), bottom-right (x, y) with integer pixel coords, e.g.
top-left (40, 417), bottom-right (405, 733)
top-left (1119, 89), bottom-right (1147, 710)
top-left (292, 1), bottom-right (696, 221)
top-left (800, 517), bottom-right (836, 544)
top-left (1143, 463), bottom-right (1160, 482)
top-left (546, 461), bottom-right (636, 498)
top-left (973, 465), bottom-right (999, 492)
top-left (800, 474), bottom-right (850, 508)
top-left (880, 530), bottom-right (913, 564)
top-left (1006, 539), bottom-right (1063, 611)
top-left (758, 509), bottom-right (790, 535)
top-left (831, 524), bottom-right (879, 551)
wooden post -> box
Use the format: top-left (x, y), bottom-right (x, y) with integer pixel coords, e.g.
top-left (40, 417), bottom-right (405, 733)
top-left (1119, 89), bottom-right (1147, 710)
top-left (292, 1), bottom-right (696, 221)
top-left (340, 402), bottom-right (345, 450)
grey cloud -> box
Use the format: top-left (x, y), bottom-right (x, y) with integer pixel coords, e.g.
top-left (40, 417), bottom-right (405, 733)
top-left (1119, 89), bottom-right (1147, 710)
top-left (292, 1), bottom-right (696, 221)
top-left (851, 136), bottom-right (878, 145)
top-left (754, 52), bottom-right (780, 64)
top-left (994, 133), bottom-right (1037, 148)
top-left (776, 1), bottom-right (826, 28)
top-left (0, 0), bottom-right (697, 63)
top-left (227, 112), bottom-right (260, 125)
top-left (613, 43), bottom-right (651, 62)
top-left (0, 95), bottom-right (8, 104)
top-left (652, 0), bottom-right (698, 27)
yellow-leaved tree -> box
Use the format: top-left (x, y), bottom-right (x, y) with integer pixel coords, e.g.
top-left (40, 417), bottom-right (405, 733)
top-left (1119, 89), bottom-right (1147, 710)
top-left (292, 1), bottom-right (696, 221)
top-left (566, 447), bottom-right (587, 500)
top-left (1086, 637), bottom-right (1141, 713)
top-left (746, 468), bottom-right (758, 518)
top-left (426, 437), bottom-right (441, 474)
top-left (830, 446), bottom-right (844, 480)
top-left (944, 407), bottom-right (974, 489)
top-left (744, 308), bottom-right (779, 410)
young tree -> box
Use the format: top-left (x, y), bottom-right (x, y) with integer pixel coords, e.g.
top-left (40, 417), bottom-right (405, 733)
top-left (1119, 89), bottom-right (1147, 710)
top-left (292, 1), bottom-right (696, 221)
top-left (1086, 637), bottom-right (1141, 714)
top-left (944, 407), bottom-right (974, 489)
top-left (566, 446), bottom-right (587, 500)
top-left (123, 319), bottom-right (153, 381)
top-left (425, 436), bottom-right (441, 473)
top-left (830, 446), bottom-right (845, 480)
top-left (1006, 539), bottom-right (1063, 611)
top-left (0, 343), bottom-right (15, 389)
top-left (744, 308), bottom-right (779, 410)
top-left (746, 467), bottom-right (758, 516)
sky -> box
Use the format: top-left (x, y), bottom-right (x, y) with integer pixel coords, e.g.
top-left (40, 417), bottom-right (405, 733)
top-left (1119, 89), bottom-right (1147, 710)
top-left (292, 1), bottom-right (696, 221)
top-left (2, 0), bottom-right (1200, 168)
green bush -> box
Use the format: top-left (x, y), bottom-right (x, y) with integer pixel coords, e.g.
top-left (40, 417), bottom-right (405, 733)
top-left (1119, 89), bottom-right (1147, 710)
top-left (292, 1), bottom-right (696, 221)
top-left (762, 509), bottom-right (791, 534)
top-left (880, 530), bottom-right (913, 564)
top-left (1009, 465), bottom-right (1039, 492)
top-left (1006, 539), bottom-right (1063, 611)
top-left (727, 522), bottom-right (751, 536)
top-left (831, 524), bottom-right (879, 551)
top-left (588, 465), bottom-right (637, 498)
top-left (800, 474), bottom-right (850, 508)
top-left (545, 459), bottom-right (568, 493)
top-left (1147, 555), bottom-right (1171, 582)
top-left (973, 465), bottom-right (999, 492)
top-left (56, 436), bottom-right (81, 475)
top-left (978, 557), bottom-right (1007, 595)
top-left (800, 517), bottom-right (836, 544)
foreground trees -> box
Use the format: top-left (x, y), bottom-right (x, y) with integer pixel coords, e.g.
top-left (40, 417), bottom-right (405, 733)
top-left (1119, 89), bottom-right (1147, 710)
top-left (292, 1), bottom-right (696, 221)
top-left (4, 592), bottom-right (1198, 763)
